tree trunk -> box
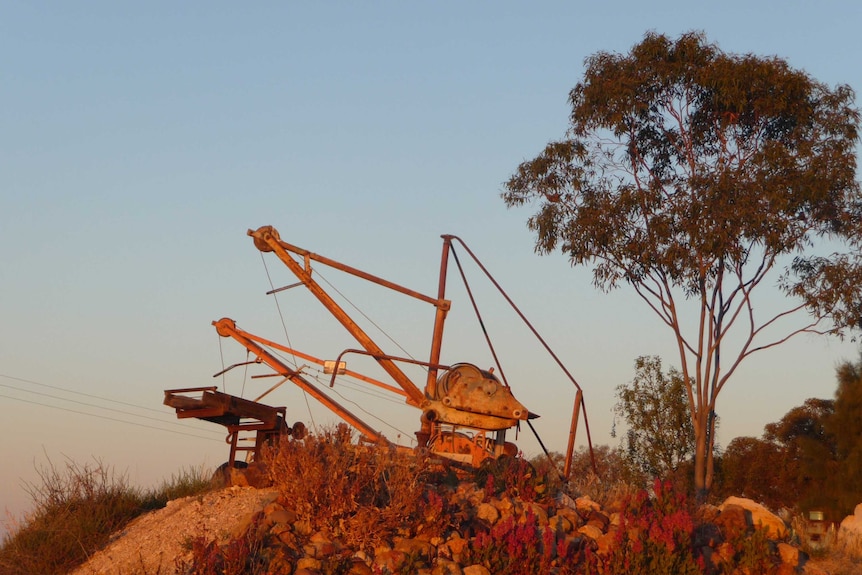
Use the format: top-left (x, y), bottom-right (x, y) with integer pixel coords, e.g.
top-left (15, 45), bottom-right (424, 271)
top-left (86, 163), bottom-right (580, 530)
top-left (693, 408), bottom-right (709, 501)
top-left (705, 409), bottom-right (717, 491)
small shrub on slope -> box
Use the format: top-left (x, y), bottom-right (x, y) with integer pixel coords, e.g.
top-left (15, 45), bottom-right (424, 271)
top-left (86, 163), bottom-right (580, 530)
top-left (0, 458), bottom-right (142, 575)
top-left (0, 458), bottom-right (214, 575)
top-left (265, 425), bottom-right (445, 554)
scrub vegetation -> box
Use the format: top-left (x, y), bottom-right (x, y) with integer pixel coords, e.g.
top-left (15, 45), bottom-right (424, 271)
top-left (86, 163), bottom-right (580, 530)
top-left (2, 429), bottom-right (860, 574)
top-left (0, 458), bottom-right (212, 575)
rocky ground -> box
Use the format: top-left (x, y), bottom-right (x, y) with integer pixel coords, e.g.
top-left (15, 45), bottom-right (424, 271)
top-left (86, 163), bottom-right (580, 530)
top-left (70, 486), bottom-right (280, 575)
top-left (67, 473), bottom-right (856, 575)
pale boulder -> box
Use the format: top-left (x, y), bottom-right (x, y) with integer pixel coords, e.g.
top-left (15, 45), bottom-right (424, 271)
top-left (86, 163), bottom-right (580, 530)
top-left (719, 496), bottom-right (788, 539)
top-left (837, 503), bottom-right (862, 558)
top-left (777, 542), bottom-right (800, 566)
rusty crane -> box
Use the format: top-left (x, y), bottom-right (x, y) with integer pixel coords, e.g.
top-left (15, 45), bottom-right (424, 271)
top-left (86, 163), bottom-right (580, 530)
top-left (165, 225), bottom-right (594, 477)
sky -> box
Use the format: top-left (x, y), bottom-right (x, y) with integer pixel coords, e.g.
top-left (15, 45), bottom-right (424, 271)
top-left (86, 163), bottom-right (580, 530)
top-left (3, 1), bottom-right (861, 529)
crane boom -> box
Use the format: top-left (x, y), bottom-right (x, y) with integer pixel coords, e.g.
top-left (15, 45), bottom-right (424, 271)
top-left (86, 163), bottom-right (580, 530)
top-left (167, 224), bottom-right (594, 474)
top-left (213, 317), bottom-right (388, 444)
top-left (249, 225), bottom-right (429, 407)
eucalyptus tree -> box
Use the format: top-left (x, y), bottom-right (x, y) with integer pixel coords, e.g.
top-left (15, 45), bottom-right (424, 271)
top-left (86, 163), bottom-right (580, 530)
top-left (503, 31), bottom-right (862, 495)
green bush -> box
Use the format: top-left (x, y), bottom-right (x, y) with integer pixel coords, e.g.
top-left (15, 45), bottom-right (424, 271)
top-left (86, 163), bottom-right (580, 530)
top-left (142, 464), bottom-right (215, 510)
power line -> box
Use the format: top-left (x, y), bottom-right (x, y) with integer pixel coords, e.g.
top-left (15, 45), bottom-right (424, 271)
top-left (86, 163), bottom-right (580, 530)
top-left (0, 370), bottom-right (409, 443)
top-left (302, 366), bottom-right (407, 406)
top-left (315, 268), bottom-right (419, 363)
top-left (0, 373), bottom-right (175, 415)
top-left (0, 393), bottom-right (220, 442)
top-left (0, 373), bottom-right (226, 439)
top-left (0, 381), bottom-right (223, 437)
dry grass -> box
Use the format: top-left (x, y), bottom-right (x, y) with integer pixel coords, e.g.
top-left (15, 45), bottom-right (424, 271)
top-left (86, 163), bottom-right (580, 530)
top-left (7, 438), bottom-right (859, 575)
top-left (0, 457), bottom-right (214, 575)
top-left (531, 445), bottom-right (643, 510)
top-left (808, 553), bottom-right (862, 575)
top-left (813, 532), bottom-right (862, 575)
top-left (264, 425), bottom-right (449, 554)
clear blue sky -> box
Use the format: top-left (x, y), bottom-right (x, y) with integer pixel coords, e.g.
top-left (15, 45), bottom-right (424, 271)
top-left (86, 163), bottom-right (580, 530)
top-left (3, 1), bottom-right (861, 527)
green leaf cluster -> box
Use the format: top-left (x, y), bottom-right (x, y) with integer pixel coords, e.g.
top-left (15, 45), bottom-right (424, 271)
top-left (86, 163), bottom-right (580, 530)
top-left (614, 356), bottom-right (695, 480)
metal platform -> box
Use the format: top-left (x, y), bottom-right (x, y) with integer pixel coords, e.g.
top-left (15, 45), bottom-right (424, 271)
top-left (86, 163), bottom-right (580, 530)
top-left (164, 386), bottom-right (290, 466)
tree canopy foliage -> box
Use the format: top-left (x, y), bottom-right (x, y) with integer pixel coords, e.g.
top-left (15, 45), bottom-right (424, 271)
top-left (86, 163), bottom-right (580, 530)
top-left (720, 397), bottom-right (841, 516)
top-left (719, 436), bottom-right (787, 510)
top-left (828, 357), bottom-right (862, 514)
top-left (765, 398), bottom-right (837, 514)
top-left (503, 31), bottom-right (861, 494)
top-left (720, 357), bottom-right (862, 519)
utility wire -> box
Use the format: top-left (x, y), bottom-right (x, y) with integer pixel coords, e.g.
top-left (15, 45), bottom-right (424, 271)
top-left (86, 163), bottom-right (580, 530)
top-left (260, 253), bottom-right (300, 370)
top-left (306, 370), bottom-right (405, 406)
top-left (0, 381), bottom-right (223, 437)
top-left (260, 253), bottom-right (310, 431)
top-left (0, 373), bottom-right (224, 438)
top-left (315, 269), bottom-right (419, 363)
top-left (0, 373), bottom-right (177, 415)
top-left (0, 393), bottom-right (220, 442)
top-left (325, 383), bottom-right (414, 442)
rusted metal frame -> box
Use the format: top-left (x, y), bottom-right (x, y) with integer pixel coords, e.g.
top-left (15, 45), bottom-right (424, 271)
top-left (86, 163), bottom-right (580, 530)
top-left (213, 359), bottom-right (261, 378)
top-left (563, 390), bottom-right (583, 480)
top-left (445, 236), bottom-right (598, 475)
top-left (229, 431), bottom-right (239, 464)
top-left (164, 389), bottom-right (229, 416)
top-left (213, 317), bottom-right (389, 444)
top-left (446, 241), bottom-right (509, 388)
top-left (165, 386), bottom-right (218, 394)
top-left (226, 427), bottom-right (260, 464)
top-left (252, 376), bottom-right (290, 403)
top-left (328, 348), bottom-right (450, 388)
top-left (165, 386), bottom-right (287, 465)
top-left (239, 329), bottom-right (408, 398)
top-left (164, 395), bottom-right (210, 411)
top-left (166, 389), bottom-right (284, 427)
top-left (260, 231), bottom-right (442, 307)
top-left (527, 419), bottom-right (555, 461)
top-left (228, 421), bottom-right (285, 463)
top-left (221, 396), bottom-right (281, 424)
top-left (249, 226), bottom-right (427, 407)
top-left (426, 236), bottom-right (453, 391)
top-left (226, 421), bottom-right (281, 432)
top-left (428, 428), bottom-right (493, 467)
top-left (173, 407), bottom-right (227, 419)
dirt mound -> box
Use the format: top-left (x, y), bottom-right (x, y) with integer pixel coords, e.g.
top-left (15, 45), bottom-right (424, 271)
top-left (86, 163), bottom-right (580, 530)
top-left (71, 487), bottom-right (278, 575)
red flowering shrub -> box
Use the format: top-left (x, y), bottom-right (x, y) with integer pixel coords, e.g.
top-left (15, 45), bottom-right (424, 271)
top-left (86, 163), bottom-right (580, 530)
top-left (467, 508), bottom-right (581, 575)
top-left (600, 479), bottom-right (704, 575)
